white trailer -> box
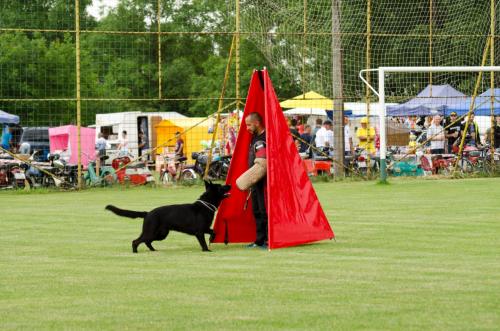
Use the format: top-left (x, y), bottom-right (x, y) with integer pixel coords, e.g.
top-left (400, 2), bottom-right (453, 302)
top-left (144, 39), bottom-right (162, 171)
top-left (94, 111), bottom-right (187, 159)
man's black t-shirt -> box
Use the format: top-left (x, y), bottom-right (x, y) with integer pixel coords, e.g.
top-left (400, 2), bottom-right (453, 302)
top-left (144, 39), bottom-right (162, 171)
top-left (300, 133), bottom-right (312, 153)
top-left (248, 131), bottom-right (266, 168)
top-left (492, 125), bottom-right (500, 148)
top-left (445, 118), bottom-right (461, 146)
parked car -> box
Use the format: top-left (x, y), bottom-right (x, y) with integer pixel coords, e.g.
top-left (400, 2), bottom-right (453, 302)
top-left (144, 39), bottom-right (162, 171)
top-left (20, 127), bottom-right (50, 162)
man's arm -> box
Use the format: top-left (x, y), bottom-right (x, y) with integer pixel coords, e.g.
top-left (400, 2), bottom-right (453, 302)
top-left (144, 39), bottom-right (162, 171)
top-left (327, 131), bottom-right (334, 147)
top-left (356, 129), bottom-right (367, 141)
top-left (433, 127), bottom-right (445, 141)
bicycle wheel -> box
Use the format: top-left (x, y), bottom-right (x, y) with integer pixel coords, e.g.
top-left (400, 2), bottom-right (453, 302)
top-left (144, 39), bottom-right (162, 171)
top-left (480, 160), bottom-right (493, 175)
top-left (458, 158), bottom-right (474, 174)
top-left (180, 169), bottom-right (198, 184)
top-left (101, 170), bottom-right (116, 186)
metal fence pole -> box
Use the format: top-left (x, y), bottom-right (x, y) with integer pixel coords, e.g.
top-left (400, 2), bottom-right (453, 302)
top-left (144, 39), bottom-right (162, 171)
top-left (75, 0), bottom-right (82, 189)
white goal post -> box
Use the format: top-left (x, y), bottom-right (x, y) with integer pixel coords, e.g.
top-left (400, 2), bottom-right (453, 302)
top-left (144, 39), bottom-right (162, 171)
top-left (359, 66), bottom-right (500, 181)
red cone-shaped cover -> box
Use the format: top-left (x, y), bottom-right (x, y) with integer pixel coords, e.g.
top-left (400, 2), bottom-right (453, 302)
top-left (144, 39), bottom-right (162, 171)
top-left (212, 69), bottom-right (334, 249)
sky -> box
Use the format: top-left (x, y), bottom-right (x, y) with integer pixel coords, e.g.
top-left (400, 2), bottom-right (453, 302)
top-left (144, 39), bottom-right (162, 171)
top-left (87, 0), bottom-right (118, 19)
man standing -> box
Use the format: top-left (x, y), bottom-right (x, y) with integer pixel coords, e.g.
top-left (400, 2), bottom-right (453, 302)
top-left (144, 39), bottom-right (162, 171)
top-left (344, 116), bottom-right (353, 156)
top-left (463, 112), bottom-right (481, 147)
top-left (138, 131), bottom-right (146, 157)
top-left (95, 133), bottom-right (109, 160)
top-left (356, 117), bottom-right (376, 154)
top-left (314, 120), bottom-right (334, 156)
top-left (117, 130), bottom-right (129, 156)
top-left (486, 115), bottom-right (500, 148)
top-left (240, 112), bottom-right (268, 249)
top-left (95, 133), bottom-right (109, 176)
top-left (174, 131), bottom-right (184, 158)
top-left (299, 124), bottom-right (313, 155)
top-left (311, 118), bottom-right (323, 146)
top-left (289, 118), bottom-right (300, 140)
top-left (427, 115), bottom-right (445, 154)
top-left (445, 111), bottom-right (461, 153)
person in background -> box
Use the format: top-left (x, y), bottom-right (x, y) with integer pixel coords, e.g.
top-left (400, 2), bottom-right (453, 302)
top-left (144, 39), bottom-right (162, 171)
top-left (408, 134), bottom-right (418, 154)
top-left (485, 115), bottom-right (500, 148)
top-left (294, 139), bottom-right (301, 152)
top-left (299, 124), bottom-right (313, 157)
top-left (427, 115), bottom-right (445, 154)
top-left (312, 118), bottom-right (323, 141)
top-left (344, 116), bottom-right (353, 156)
top-left (95, 133), bottom-right (109, 176)
top-left (138, 131), bottom-right (146, 157)
top-left (423, 116), bottom-right (433, 129)
top-left (289, 118), bottom-right (300, 141)
top-left (314, 120), bottom-right (334, 157)
top-left (95, 133), bottom-right (109, 161)
top-left (296, 117), bottom-right (305, 135)
top-left (405, 115), bottom-right (420, 135)
top-left (445, 111), bottom-right (461, 153)
top-left (225, 127), bottom-right (236, 155)
top-left (174, 131), bottom-right (184, 158)
top-left (356, 117), bottom-right (376, 154)
top-left (117, 130), bottom-right (129, 156)
top-left (1, 125), bottom-right (12, 151)
top-left (463, 112), bottom-right (481, 147)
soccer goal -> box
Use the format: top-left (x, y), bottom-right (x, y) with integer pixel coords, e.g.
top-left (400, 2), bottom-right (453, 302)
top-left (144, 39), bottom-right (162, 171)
top-left (359, 66), bottom-right (500, 181)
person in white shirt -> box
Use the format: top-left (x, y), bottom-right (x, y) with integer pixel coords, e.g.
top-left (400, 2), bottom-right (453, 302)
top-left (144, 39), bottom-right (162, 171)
top-left (344, 116), bottom-right (353, 155)
top-left (314, 120), bottom-right (334, 157)
top-left (117, 130), bottom-right (129, 156)
top-left (427, 115), bottom-right (445, 154)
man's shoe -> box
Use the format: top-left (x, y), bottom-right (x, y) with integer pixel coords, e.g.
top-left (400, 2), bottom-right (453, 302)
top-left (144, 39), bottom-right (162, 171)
top-left (258, 244), bottom-right (268, 250)
top-left (246, 243), bottom-right (259, 248)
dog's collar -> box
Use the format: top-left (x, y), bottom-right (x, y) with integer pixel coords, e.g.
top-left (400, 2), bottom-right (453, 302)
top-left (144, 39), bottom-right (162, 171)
top-left (196, 200), bottom-right (217, 213)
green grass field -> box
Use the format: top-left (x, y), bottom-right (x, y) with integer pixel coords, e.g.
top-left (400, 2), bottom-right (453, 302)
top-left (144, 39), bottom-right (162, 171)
top-left (1, 178), bottom-right (499, 330)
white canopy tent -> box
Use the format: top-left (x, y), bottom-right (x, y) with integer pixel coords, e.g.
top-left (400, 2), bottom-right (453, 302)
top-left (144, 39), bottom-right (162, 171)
top-left (283, 107), bottom-right (328, 116)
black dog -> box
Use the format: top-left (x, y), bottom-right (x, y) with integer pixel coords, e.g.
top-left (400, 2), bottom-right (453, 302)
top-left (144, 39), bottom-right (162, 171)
top-left (105, 181), bottom-right (231, 253)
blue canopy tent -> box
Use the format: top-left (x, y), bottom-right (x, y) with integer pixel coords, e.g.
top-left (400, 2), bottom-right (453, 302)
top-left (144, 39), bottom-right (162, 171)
top-left (387, 84), bottom-right (467, 116)
top-left (446, 88), bottom-right (500, 116)
top-left (0, 110), bottom-right (20, 124)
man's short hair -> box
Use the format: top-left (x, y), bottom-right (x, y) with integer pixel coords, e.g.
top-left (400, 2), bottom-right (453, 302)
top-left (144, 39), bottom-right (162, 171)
top-left (316, 118), bottom-right (323, 125)
top-left (304, 124), bottom-right (311, 130)
top-left (247, 112), bottom-right (263, 124)
top-left (323, 120), bottom-right (332, 126)
top-left (290, 118), bottom-right (297, 126)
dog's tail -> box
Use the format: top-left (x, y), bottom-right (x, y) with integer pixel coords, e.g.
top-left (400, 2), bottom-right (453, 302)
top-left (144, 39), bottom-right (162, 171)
top-left (105, 205), bottom-right (147, 219)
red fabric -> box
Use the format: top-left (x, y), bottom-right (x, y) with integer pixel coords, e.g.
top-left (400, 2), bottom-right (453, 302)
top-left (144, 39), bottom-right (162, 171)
top-left (212, 69), bottom-right (334, 249)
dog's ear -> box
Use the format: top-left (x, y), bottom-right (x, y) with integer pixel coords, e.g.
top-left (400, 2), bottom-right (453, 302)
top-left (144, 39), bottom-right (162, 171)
top-left (204, 180), bottom-right (210, 188)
